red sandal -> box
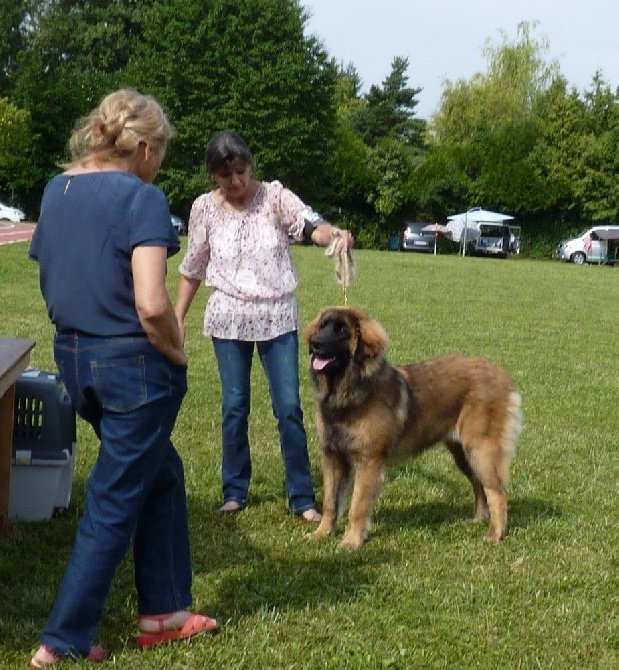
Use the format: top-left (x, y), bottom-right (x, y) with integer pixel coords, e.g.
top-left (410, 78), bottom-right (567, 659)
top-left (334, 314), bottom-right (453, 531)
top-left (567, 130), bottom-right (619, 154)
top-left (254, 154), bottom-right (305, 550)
top-left (135, 612), bottom-right (219, 649)
top-left (30, 644), bottom-right (107, 668)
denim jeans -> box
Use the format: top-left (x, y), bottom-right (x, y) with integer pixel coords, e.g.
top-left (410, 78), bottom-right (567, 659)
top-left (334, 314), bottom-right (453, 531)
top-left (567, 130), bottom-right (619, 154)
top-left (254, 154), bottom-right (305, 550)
top-left (40, 333), bottom-right (190, 658)
top-left (212, 331), bottom-right (316, 514)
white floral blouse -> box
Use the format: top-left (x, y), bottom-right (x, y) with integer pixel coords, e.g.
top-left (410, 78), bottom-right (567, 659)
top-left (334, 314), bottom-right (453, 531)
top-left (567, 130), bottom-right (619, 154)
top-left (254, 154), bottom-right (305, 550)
top-left (179, 180), bottom-right (309, 341)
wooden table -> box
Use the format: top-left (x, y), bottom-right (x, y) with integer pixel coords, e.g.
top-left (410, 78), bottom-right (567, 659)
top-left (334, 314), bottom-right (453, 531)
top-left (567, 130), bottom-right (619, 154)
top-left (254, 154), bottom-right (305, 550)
top-left (0, 338), bottom-right (36, 532)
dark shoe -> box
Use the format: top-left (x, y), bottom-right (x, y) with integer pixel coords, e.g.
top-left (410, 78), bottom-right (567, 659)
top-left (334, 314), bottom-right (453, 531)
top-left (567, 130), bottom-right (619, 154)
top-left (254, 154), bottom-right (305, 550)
top-left (218, 500), bottom-right (246, 515)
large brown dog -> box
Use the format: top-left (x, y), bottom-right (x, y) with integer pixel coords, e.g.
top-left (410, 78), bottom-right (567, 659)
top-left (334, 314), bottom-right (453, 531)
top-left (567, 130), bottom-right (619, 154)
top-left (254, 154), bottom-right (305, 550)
top-left (304, 306), bottom-right (522, 550)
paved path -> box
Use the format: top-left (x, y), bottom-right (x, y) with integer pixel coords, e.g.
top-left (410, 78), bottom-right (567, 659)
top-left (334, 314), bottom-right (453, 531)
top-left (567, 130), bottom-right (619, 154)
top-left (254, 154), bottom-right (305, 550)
top-left (0, 222), bottom-right (36, 246)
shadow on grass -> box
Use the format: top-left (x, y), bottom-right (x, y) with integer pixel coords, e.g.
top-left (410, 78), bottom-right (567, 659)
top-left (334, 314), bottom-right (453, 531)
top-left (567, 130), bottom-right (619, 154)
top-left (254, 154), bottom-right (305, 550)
top-left (372, 495), bottom-right (560, 537)
top-left (0, 456), bottom-right (561, 662)
top-left (1, 482), bottom-right (386, 650)
top-left (374, 461), bottom-right (562, 539)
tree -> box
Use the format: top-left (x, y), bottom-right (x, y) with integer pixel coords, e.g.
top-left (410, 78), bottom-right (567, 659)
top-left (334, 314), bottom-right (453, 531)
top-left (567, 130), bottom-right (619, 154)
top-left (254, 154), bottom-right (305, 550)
top-left (429, 22), bottom-right (559, 215)
top-left (335, 57), bottom-right (427, 237)
top-left (529, 77), bottom-right (587, 218)
top-left (6, 0), bottom-right (156, 210)
top-left (0, 0), bottom-right (28, 96)
top-left (365, 136), bottom-right (417, 227)
top-left (328, 65), bottom-right (374, 212)
top-left (0, 96), bottom-right (34, 196)
top-left (350, 56), bottom-right (424, 148)
top-left (577, 73), bottom-right (619, 222)
top-left (125, 0), bottom-right (338, 211)
top-left (407, 146), bottom-right (469, 222)
top-left (529, 71), bottom-right (619, 224)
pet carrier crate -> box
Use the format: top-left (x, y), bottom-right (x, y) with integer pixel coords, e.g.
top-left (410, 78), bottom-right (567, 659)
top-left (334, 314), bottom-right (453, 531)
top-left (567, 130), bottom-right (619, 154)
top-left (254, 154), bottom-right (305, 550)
top-left (8, 370), bottom-right (76, 521)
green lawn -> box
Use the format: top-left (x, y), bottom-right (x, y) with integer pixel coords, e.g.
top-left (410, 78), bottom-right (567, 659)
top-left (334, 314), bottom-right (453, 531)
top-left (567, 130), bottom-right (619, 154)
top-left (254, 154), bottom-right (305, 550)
top-left (1, 241), bottom-right (618, 669)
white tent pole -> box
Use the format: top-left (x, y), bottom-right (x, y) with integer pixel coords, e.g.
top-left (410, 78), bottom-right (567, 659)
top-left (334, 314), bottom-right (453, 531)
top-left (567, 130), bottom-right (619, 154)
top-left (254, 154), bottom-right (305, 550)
top-left (462, 211), bottom-right (468, 256)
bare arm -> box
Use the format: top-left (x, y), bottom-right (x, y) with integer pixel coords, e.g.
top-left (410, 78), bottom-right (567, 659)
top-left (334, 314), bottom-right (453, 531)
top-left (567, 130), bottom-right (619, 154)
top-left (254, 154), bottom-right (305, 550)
top-left (174, 274), bottom-right (202, 344)
top-left (132, 246), bottom-right (187, 366)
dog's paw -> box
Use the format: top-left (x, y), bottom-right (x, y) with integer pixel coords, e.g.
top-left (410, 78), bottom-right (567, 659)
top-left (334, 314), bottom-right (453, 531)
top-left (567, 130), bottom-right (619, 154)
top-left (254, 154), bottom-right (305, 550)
top-left (339, 532), bottom-right (365, 550)
top-left (483, 531), bottom-right (505, 544)
top-left (307, 527), bottom-right (330, 541)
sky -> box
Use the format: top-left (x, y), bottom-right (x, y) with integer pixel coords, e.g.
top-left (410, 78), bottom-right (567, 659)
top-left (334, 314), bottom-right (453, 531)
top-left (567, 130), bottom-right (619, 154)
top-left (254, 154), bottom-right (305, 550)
top-left (302, 0), bottom-right (619, 119)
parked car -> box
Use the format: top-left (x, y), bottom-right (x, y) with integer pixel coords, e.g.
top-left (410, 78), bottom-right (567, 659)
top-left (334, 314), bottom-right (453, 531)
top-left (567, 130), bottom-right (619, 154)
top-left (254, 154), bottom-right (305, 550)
top-left (0, 201), bottom-right (26, 223)
top-left (399, 222), bottom-right (435, 252)
top-left (171, 214), bottom-right (187, 235)
top-left (554, 225), bottom-right (619, 265)
top-left (470, 223), bottom-right (521, 258)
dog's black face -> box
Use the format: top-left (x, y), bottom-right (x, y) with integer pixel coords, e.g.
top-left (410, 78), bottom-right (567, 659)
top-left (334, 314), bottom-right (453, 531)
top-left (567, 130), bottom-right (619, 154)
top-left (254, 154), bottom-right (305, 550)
top-left (309, 313), bottom-right (354, 374)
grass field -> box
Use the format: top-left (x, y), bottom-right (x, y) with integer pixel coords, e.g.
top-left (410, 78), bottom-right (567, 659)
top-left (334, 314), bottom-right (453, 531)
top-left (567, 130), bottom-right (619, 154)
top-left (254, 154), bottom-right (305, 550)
top-left (0, 240), bottom-right (617, 669)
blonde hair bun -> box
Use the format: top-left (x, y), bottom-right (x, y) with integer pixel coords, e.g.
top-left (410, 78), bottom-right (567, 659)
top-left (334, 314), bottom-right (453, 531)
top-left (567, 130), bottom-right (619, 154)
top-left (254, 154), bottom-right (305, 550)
top-left (68, 89), bottom-right (173, 166)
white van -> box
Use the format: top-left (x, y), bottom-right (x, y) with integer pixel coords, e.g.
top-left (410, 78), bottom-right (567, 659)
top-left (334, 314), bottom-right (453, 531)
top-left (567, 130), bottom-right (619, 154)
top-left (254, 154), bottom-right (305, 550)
top-left (554, 225), bottom-right (619, 265)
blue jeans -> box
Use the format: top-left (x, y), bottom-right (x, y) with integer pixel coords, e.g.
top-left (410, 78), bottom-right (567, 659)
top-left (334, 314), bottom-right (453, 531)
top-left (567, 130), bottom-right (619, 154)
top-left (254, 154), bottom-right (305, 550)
top-left (212, 331), bottom-right (316, 514)
top-left (40, 333), bottom-right (190, 658)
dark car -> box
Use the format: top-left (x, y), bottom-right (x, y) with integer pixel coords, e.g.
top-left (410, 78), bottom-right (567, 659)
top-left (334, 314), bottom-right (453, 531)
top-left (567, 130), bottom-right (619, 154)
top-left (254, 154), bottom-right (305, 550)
top-left (171, 214), bottom-right (187, 235)
top-left (399, 222), bottom-right (435, 252)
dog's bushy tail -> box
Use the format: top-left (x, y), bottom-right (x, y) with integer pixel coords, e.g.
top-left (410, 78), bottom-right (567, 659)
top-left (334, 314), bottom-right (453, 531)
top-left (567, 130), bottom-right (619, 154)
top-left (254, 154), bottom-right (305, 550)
top-left (503, 391), bottom-right (523, 468)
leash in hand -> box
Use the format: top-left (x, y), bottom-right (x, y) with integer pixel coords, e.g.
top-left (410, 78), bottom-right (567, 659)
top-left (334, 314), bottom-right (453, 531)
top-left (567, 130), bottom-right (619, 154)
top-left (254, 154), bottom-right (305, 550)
top-left (325, 229), bottom-right (355, 306)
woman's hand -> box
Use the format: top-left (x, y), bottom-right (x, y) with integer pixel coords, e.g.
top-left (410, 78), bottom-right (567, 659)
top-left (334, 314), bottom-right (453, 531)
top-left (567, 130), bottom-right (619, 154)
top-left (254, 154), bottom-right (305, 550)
top-left (337, 228), bottom-right (354, 250)
top-left (311, 224), bottom-right (354, 249)
top-left (174, 275), bottom-right (202, 347)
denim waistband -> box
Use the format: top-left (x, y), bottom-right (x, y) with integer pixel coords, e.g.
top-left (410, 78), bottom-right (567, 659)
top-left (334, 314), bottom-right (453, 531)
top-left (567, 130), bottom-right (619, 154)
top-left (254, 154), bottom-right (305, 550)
top-left (56, 330), bottom-right (148, 339)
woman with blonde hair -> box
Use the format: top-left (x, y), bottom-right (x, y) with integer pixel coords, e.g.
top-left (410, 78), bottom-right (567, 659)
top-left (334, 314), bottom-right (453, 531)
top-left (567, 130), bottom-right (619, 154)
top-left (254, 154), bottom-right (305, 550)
top-left (28, 89), bottom-right (217, 667)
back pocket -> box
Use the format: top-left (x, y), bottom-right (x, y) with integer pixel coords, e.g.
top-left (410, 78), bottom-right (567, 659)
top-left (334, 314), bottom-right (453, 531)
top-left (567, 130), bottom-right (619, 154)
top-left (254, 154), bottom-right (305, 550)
top-left (91, 355), bottom-right (148, 412)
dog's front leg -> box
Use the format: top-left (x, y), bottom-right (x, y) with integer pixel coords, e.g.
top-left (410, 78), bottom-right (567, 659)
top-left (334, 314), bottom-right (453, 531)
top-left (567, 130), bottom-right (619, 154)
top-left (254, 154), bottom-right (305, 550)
top-left (340, 458), bottom-right (384, 550)
top-left (310, 450), bottom-right (350, 540)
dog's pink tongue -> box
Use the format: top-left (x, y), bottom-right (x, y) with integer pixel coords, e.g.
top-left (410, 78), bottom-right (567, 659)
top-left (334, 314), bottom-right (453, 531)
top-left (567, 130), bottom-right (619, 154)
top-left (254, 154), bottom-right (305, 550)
top-left (312, 357), bottom-right (331, 371)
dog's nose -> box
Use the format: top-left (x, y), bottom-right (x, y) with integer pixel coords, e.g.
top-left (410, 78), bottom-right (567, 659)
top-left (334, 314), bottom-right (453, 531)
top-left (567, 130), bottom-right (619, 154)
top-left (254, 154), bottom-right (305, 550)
top-left (310, 334), bottom-right (325, 354)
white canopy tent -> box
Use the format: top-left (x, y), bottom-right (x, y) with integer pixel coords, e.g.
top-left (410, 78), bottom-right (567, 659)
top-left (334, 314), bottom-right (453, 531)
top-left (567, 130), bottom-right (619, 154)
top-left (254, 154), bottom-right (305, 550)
top-left (446, 207), bottom-right (515, 256)
top-left (421, 223), bottom-right (451, 255)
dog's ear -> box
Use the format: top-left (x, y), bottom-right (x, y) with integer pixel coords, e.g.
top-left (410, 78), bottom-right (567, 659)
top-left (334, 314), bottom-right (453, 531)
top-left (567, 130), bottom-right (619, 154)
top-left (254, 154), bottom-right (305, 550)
top-left (358, 315), bottom-right (388, 358)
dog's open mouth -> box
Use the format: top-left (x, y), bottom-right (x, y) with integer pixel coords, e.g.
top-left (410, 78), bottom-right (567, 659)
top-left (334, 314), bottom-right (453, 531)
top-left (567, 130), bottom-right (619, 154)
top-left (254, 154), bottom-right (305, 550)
top-left (312, 356), bottom-right (335, 371)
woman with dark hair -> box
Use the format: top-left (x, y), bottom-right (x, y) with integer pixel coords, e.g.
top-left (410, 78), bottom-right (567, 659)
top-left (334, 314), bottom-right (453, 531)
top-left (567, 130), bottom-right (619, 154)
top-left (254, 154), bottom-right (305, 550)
top-left (175, 131), bottom-right (353, 520)
top-left (28, 90), bottom-right (218, 668)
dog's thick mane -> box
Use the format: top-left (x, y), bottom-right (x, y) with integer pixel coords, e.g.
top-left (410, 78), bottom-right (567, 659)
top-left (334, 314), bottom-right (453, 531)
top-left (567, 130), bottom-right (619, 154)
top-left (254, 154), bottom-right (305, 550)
top-left (318, 354), bottom-right (392, 418)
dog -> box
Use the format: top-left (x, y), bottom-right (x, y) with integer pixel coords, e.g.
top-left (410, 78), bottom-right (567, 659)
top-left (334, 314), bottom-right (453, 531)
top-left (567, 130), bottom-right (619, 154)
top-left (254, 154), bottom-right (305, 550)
top-left (304, 306), bottom-right (522, 550)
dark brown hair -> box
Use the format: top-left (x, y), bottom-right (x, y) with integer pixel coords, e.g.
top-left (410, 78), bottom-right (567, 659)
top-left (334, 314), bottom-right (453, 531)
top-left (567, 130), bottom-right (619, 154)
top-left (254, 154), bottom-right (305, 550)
top-left (205, 131), bottom-right (253, 176)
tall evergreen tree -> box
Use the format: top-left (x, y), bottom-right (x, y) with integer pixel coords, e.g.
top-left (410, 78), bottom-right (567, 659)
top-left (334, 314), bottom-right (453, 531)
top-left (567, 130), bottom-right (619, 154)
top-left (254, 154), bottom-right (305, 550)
top-left (350, 56), bottom-right (424, 149)
top-left (125, 0), bottom-right (337, 209)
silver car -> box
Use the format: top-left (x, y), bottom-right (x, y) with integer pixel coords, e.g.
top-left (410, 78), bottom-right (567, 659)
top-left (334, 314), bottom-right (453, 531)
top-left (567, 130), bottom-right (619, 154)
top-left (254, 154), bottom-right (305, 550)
top-left (399, 222), bottom-right (435, 252)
